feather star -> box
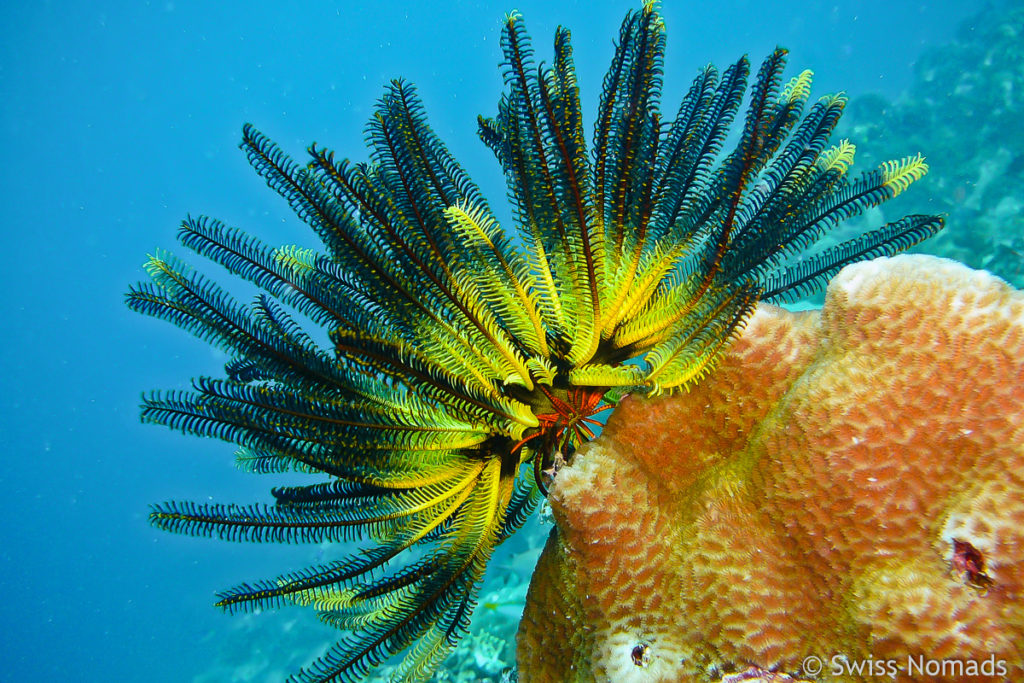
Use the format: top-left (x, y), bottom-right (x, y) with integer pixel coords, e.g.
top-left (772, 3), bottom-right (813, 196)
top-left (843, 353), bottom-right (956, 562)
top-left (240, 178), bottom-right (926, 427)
top-left (128, 3), bottom-right (942, 681)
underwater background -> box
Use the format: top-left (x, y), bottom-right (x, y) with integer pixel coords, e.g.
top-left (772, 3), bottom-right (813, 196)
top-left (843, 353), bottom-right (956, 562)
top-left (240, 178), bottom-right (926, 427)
top-left (2, 1), bottom-right (1020, 681)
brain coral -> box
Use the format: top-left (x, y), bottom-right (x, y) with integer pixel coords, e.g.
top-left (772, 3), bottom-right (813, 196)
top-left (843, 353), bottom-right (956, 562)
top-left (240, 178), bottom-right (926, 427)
top-left (517, 254), bottom-right (1024, 683)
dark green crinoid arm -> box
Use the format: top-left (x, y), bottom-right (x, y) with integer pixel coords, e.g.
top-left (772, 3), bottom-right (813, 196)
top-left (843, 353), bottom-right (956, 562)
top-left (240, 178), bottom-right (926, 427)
top-left (131, 2), bottom-right (941, 681)
top-left (131, 81), bottom-right (546, 683)
top-left (479, 3), bottom-right (940, 393)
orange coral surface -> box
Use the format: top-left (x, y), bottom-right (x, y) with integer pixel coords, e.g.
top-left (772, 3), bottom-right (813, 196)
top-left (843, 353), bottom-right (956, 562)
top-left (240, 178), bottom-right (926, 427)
top-left (517, 255), bottom-right (1024, 683)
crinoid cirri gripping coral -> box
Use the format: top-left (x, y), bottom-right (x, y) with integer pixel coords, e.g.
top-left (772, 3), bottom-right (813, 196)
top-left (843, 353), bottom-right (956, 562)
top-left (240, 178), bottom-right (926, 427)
top-left (518, 254), bottom-right (1024, 683)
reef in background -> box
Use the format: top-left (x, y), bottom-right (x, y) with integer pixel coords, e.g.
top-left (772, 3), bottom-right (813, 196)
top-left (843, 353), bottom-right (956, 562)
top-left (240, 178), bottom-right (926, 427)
top-left (838, 0), bottom-right (1024, 286)
top-left (518, 255), bottom-right (1024, 682)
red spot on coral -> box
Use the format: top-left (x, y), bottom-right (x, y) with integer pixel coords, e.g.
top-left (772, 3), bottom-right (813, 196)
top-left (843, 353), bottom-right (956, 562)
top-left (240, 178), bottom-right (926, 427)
top-left (953, 539), bottom-right (993, 590)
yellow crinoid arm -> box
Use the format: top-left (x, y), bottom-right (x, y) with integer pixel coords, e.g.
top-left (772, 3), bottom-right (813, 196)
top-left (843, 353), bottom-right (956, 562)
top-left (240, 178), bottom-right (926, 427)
top-left (444, 202), bottom-right (550, 359)
top-left (643, 284), bottom-right (758, 394)
top-left (569, 363), bottom-right (645, 388)
top-left (603, 241), bottom-right (690, 343)
top-left (881, 153), bottom-right (929, 197)
top-left (779, 69), bottom-right (814, 105)
top-left (817, 139), bottom-right (856, 174)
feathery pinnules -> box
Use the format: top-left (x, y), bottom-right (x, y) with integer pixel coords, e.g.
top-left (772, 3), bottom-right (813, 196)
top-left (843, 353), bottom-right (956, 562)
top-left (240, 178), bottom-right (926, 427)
top-left (128, 3), bottom-right (942, 681)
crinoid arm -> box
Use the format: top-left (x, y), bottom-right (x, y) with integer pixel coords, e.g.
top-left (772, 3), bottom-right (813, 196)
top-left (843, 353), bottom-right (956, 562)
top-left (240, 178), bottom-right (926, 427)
top-left (131, 79), bottom-right (549, 682)
top-left (480, 4), bottom-right (941, 396)
top-left (132, 2), bottom-right (941, 681)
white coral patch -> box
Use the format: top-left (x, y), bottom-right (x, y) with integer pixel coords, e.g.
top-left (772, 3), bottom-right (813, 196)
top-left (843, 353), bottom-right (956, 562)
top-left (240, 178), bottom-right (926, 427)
top-left (829, 257), bottom-right (881, 296)
top-left (596, 628), bottom-right (687, 683)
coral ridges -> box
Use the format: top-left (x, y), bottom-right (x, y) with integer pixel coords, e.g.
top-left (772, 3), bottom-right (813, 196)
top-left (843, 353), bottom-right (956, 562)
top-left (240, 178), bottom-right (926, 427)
top-left (517, 255), bottom-right (1024, 682)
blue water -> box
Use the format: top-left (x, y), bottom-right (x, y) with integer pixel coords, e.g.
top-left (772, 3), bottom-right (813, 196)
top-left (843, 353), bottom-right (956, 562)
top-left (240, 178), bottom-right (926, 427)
top-left (0, 1), bottom-right (986, 681)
